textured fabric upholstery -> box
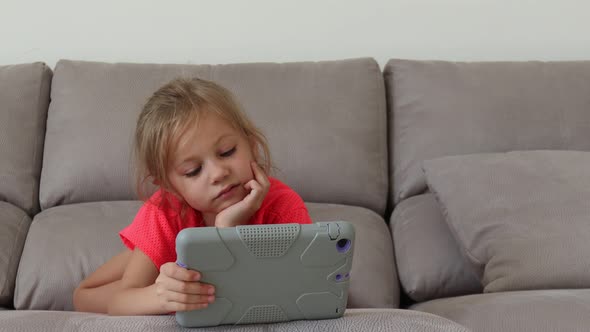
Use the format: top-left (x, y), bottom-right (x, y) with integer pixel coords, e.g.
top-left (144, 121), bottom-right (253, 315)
top-left (390, 194), bottom-right (481, 302)
top-left (0, 309), bottom-right (470, 332)
top-left (385, 59), bottom-right (590, 205)
top-left (0, 62), bottom-right (51, 215)
top-left (0, 202), bottom-right (31, 308)
top-left (15, 202), bottom-right (398, 310)
top-left (413, 289), bottom-right (590, 332)
top-left (40, 58), bottom-right (388, 214)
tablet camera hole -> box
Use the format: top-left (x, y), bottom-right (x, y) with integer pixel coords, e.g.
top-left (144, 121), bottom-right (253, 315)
top-left (336, 239), bottom-right (351, 253)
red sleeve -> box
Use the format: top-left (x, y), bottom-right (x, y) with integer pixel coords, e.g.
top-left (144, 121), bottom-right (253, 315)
top-left (119, 195), bottom-right (179, 270)
top-left (264, 187), bottom-right (313, 225)
top-left (271, 206), bottom-right (312, 225)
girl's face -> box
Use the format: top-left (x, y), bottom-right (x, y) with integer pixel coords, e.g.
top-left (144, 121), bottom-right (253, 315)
top-left (167, 112), bottom-right (256, 224)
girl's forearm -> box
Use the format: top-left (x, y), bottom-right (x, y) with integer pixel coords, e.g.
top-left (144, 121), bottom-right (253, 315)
top-left (107, 284), bottom-right (164, 316)
top-left (74, 279), bottom-right (123, 313)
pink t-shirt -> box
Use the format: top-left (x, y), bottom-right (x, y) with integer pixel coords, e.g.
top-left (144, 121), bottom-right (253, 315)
top-left (119, 177), bottom-right (312, 269)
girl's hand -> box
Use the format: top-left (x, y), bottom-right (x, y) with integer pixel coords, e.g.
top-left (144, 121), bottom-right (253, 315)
top-left (215, 162), bottom-right (270, 228)
top-left (154, 262), bottom-right (216, 312)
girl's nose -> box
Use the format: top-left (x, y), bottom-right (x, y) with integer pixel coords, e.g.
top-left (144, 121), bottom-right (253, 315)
top-left (209, 160), bottom-right (230, 183)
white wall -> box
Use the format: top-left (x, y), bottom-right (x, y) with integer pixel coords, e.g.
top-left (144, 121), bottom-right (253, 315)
top-left (3, 0), bottom-right (590, 69)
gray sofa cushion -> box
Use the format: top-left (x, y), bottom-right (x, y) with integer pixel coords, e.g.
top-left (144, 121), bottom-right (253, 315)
top-left (309, 203), bottom-right (398, 308)
top-left (14, 201), bottom-right (136, 311)
top-left (385, 59), bottom-right (590, 205)
top-left (423, 150), bottom-right (590, 292)
top-left (413, 289), bottom-right (590, 332)
top-left (390, 194), bottom-right (481, 302)
top-left (0, 309), bottom-right (470, 332)
top-left (0, 62), bottom-right (52, 216)
top-left (0, 202), bottom-right (32, 308)
top-left (40, 58), bottom-right (388, 215)
top-left (15, 202), bottom-right (397, 310)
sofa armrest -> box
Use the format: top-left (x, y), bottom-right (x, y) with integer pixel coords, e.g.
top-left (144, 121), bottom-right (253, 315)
top-left (307, 203), bottom-right (399, 308)
top-left (0, 202), bottom-right (32, 308)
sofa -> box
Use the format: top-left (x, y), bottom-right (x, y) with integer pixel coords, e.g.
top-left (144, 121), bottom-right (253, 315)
top-left (0, 57), bottom-right (588, 332)
top-left (386, 59), bottom-right (590, 332)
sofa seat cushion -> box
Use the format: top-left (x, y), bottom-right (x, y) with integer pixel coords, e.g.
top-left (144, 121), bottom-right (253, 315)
top-left (412, 289), bottom-right (590, 332)
top-left (391, 194), bottom-right (481, 302)
top-left (0, 202), bottom-right (32, 308)
top-left (14, 201), bottom-right (138, 311)
top-left (0, 62), bottom-right (52, 215)
top-left (15, 201), bottom-right (397, 310)
top-left (0, 309), bottom-right (469, 332)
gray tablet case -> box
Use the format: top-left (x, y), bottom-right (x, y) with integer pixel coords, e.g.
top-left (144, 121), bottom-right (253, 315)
top-left (175, 221), bottom-right (355, 327)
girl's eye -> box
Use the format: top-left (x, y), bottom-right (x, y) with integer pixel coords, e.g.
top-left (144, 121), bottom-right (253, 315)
top-left (220, 147), bottom-right (236, 157)
top-left (185, 166), bottom-right (202, 177)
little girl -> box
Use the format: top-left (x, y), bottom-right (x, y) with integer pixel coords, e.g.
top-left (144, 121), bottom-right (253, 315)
top-left (73, 78), bottom-right (312, 315)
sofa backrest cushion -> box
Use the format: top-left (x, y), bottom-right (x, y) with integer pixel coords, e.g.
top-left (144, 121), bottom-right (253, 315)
top-left (385, 59), bottom-right (590, 205)
top-left (40, 58), bottom-right (388, 215)
top-left (0, 62), bottom-right (52, 215)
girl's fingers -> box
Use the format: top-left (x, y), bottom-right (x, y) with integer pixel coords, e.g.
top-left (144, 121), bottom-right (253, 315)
top-left (243, 180), bottom-right (264, 207)
top-left (250, 163), bottom-right (270, 202)
top-left (157, 269), bottom-right (215, 295)
top-left (165, 290), bottom-right (215, 304)
top-left (243, 179), bottom-right (253, 191)
top-left (251, 162), bottom-right (269, 187)
top-left (167, 301), bottom-right (209, 312)
top-left (165, 279), bottom-right (215, 295)
top-left (245, 179), bottom-right (262, 193)
top-left (160, 262), bottom-right (200, 282)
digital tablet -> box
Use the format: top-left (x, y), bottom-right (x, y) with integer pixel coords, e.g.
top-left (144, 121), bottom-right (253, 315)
top-left (175, 221), bottom-right (355, 327)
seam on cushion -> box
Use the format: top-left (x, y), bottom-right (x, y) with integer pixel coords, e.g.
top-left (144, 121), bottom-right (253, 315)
top-left (29, 63), bottom-right (49, 215)
top-left (390, 197), bottom-right (417, 298)
top-left (383, 62), bottom-right (397, 209)
top-left (1, 212), bottom-right (30, 300)
top-left (385, 62), bottom-right (410, 207)
top-left (361, 58), bottom-right (388, 216)
top-left (390, 197), bottom-right (408, 234)
top-left (370, 58), bottom-right (389, 217)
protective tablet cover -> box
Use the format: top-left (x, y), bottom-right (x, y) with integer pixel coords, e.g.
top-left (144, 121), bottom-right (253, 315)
top-left (175, 221), bottom-right (355, 327)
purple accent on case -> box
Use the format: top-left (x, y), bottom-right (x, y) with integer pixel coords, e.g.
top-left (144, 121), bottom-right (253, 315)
top-left (336, 274), bottom-right (342, 281)
top-left (336, 239), bottom-right (351, 253)
top-left (176, 262), bottom-right (187, 268)
top-left (345, 273), bottom-right (350, 278)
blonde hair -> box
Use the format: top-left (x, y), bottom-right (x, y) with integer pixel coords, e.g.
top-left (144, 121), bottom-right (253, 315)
top-left (134, 77), bottom-right (272, 200)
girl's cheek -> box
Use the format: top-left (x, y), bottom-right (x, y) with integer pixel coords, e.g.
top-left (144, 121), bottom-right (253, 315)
top-left (248, 166), bottom-right (255, 181)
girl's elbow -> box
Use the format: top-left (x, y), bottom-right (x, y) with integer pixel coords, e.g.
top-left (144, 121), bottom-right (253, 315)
top-left (106, 304), bottom-right (117, 316)
top-left (72, 286), bottom-right (87, 312)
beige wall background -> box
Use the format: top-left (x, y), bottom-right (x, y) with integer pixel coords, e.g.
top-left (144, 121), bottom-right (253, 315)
top-left (2, 0), bottom-right (589, 69)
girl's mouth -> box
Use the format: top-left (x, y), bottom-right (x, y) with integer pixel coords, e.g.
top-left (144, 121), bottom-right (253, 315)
top-left (216, 184), bottom-right (239, 200)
